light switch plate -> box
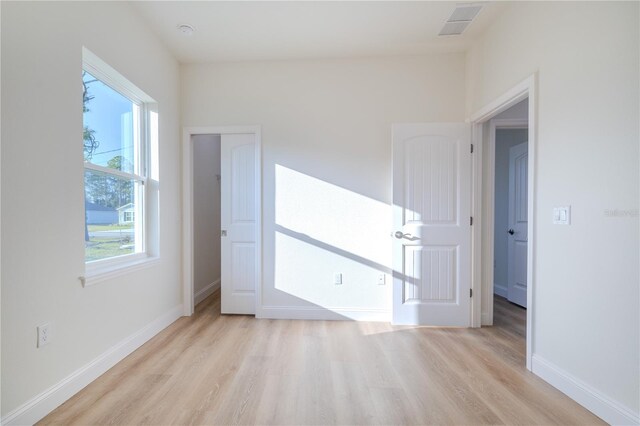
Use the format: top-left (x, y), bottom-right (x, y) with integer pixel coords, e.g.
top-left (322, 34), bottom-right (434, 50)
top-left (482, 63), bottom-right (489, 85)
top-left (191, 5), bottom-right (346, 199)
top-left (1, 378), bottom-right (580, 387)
top-left (553, 206), bottom-right (571, 225)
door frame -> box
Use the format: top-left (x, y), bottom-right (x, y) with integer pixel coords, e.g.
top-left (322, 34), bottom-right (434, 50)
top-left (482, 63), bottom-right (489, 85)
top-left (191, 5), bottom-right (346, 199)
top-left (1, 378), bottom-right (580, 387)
top-left (469, 74), bottom-right (536, 370)
top-left (182, 126), bottom-right (262, 316)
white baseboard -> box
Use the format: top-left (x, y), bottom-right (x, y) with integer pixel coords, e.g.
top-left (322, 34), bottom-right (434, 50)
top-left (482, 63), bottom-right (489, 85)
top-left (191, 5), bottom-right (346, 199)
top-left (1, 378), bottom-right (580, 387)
top-left (532, 354), bottom-right (639, 425)
top-left (1, 304), bottom-right (184, 426)
top-left (194, 278), bottom-right (220, 305)
top-left (259, 305), bottom-right (390, 322)
top-left (494, 283), bottom-right (508, 298)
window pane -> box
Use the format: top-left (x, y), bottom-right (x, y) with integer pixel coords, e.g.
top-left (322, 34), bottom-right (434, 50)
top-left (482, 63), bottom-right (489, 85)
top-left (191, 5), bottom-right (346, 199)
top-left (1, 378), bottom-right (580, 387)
top-left (84, 169), bottom-right (142, 262)
top-left (83, 71), bottom-right (137, 174)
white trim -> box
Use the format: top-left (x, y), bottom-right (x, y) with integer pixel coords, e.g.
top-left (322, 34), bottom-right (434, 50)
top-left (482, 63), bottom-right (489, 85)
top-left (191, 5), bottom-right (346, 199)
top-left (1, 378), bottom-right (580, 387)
top-left (480, 312), bottom-right (492, 325)
top-left (83, 162), bottom-right (146, 183)
top-left (194, 279), bottom-right (221, 305)
top-left (1, 304), bottom-right (183, 426)
top-left (531, 355), bottom-right (639, 425)
top-left (184, 125), bottom-right (261, 136)
top-left (81, 256), bottom-right (160, 287)
top-left (82, 47), bottom-right (154, 104)
top-left (470, 122), bottom-right (483, 328)
top-left (493, 283), bottom-right (508, 298)
top-left (469, 76), bottom-right (532, 123)
top-left (469, 73), bottom-right (536, 371)
top-left (182, 126), bottom-right (262, 317)
top-left (260, 306), bottom-right (390, 322)
top-left (489, 119), bottom-right (529, 130)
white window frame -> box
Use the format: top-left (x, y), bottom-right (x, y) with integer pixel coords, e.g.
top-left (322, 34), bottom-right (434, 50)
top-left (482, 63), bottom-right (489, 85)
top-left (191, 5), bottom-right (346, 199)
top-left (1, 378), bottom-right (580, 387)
top-left (82, 48), bottom-right (159, 286)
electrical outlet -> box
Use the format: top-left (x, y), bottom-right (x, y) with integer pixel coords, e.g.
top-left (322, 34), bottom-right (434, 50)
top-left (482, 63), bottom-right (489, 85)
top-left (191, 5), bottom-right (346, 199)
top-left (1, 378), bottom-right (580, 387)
top-left (37, 323), bottom-right (51, 348)
top-left (377, 274), bottom-right (386, 285)
top-left (334, 273), bottom-right (343, 285)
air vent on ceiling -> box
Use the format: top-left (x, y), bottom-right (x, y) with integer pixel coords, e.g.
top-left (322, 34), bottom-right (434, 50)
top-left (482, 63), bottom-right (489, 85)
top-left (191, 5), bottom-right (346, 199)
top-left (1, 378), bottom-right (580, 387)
top-left (438, 3), bottom-right (483, 37)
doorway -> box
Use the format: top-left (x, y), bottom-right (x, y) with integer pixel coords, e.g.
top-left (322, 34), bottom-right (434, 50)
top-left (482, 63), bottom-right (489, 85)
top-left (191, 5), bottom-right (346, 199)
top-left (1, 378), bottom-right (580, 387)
top-left (192, 135), bottom-right (222, 307)
top-left (182, 126), bottom-right (262, 317)
top-left (490, 107), bottom-right (529, 310)
top-left (491, 120), bottom-right (529, 346)
top-left (470, 75), bottom-right (536, 370)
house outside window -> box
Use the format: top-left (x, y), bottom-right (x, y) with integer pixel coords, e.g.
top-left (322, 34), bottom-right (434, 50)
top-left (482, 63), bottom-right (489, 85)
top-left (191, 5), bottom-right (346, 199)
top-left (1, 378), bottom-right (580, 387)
top-left (118, 205), bottom-right (135, 224)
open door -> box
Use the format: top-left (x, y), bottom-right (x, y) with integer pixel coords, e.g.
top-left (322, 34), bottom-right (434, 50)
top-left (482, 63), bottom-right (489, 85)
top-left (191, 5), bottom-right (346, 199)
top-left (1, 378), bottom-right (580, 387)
top-left (507, 141), bottom-right (528, 307)
top-left (392, 123), bottom-right (471, 326)
top-left (220, 133), bottom-right (257, 314)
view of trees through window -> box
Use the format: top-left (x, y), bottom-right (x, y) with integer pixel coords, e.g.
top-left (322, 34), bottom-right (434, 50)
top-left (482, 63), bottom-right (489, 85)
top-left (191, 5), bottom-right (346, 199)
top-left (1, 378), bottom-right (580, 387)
top-left (83, 70), bottom-right (140, 262)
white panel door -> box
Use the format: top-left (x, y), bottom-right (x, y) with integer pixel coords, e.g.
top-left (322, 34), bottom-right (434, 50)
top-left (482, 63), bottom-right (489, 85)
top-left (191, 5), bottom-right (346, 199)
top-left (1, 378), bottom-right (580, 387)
top-left (392, 123), bottom-right (471, 326)
top-left (221, 134), bottom-right (257, 314)
top-left (507, 142), bottom-right (528, 308)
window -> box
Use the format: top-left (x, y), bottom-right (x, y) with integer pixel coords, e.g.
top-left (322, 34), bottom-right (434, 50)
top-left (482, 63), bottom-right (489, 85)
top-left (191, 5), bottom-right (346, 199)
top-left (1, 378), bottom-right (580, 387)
top-left (83, 49), bottom-right (157, 275)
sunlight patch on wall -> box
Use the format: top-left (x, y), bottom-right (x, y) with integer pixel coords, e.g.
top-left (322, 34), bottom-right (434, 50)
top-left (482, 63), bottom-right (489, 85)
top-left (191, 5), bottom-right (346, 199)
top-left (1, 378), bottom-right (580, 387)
top-left (275, 164), bottom-right (391, 267)
top-left (273, 164), bottom-right (392, 309)
top-left (274, 230), bottom-right (389, 310)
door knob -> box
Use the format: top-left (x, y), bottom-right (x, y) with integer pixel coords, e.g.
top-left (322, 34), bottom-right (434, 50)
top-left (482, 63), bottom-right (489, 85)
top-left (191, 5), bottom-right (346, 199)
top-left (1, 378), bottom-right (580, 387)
top-left (394, 231), bottom-right (405, 239)
top-left (508, 229), bottom-right (515, 235)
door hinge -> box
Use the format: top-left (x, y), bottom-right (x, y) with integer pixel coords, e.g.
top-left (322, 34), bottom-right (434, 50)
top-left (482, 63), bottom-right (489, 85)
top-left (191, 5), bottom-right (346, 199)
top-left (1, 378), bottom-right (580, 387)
top-left (470, 144), bottom-right (474, 154)
top-left (470, 288), bottom-right (473, 298)
top-left (470, 216), bottom-right (473, 226)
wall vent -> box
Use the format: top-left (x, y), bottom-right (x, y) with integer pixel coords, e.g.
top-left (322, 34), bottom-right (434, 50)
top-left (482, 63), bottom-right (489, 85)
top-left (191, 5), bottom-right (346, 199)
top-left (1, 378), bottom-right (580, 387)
top-left (438, 3), bottom-right (483, 36)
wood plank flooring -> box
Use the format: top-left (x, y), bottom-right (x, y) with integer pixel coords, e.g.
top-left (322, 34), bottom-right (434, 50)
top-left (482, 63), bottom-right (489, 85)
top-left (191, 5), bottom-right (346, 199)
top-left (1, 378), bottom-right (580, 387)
top-left (39, 293), bottom-right (604, 425)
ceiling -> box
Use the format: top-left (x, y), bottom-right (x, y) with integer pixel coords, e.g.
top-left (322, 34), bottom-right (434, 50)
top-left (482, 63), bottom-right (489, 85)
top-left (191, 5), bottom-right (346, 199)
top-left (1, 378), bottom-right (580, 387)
top-left (130, 1), bottom-right (508, 64)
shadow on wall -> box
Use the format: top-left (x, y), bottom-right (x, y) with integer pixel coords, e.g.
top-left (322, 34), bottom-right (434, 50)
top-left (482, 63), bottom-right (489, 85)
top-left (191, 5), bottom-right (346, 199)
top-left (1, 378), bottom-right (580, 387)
top-left (268, 164), bottom-right (421, 317)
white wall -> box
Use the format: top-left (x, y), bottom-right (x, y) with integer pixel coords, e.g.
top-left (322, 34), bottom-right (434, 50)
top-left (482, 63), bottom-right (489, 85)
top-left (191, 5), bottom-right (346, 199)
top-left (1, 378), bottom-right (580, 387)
top-left (193, 135), bottom-right (221, 298)
top-left (1, 1), bottom-right (181, 418)
top-left (182, 54), bottom-right (465, 318)
top-left (467, 1), bottom-right (639, 419)
top-left (493, 129), bottom-right (528, 296)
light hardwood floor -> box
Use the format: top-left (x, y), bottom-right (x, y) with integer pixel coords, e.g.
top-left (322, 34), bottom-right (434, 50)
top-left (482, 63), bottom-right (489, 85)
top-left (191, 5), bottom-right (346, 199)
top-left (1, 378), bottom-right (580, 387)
top-left (39, 293), bottom-right (603, 425)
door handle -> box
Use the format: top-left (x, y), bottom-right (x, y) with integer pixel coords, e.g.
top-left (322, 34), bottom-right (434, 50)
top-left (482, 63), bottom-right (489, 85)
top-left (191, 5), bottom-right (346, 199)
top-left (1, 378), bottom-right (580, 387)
top-left (508, 229), bottom-right (515, 235)
top-left (393, 231), bottom-right (419, 240)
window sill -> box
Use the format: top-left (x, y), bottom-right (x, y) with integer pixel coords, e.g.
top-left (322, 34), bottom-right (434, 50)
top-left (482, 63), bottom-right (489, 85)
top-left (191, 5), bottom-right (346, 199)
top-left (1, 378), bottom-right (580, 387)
top-left (81, 255), bottom-right (160, 287)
